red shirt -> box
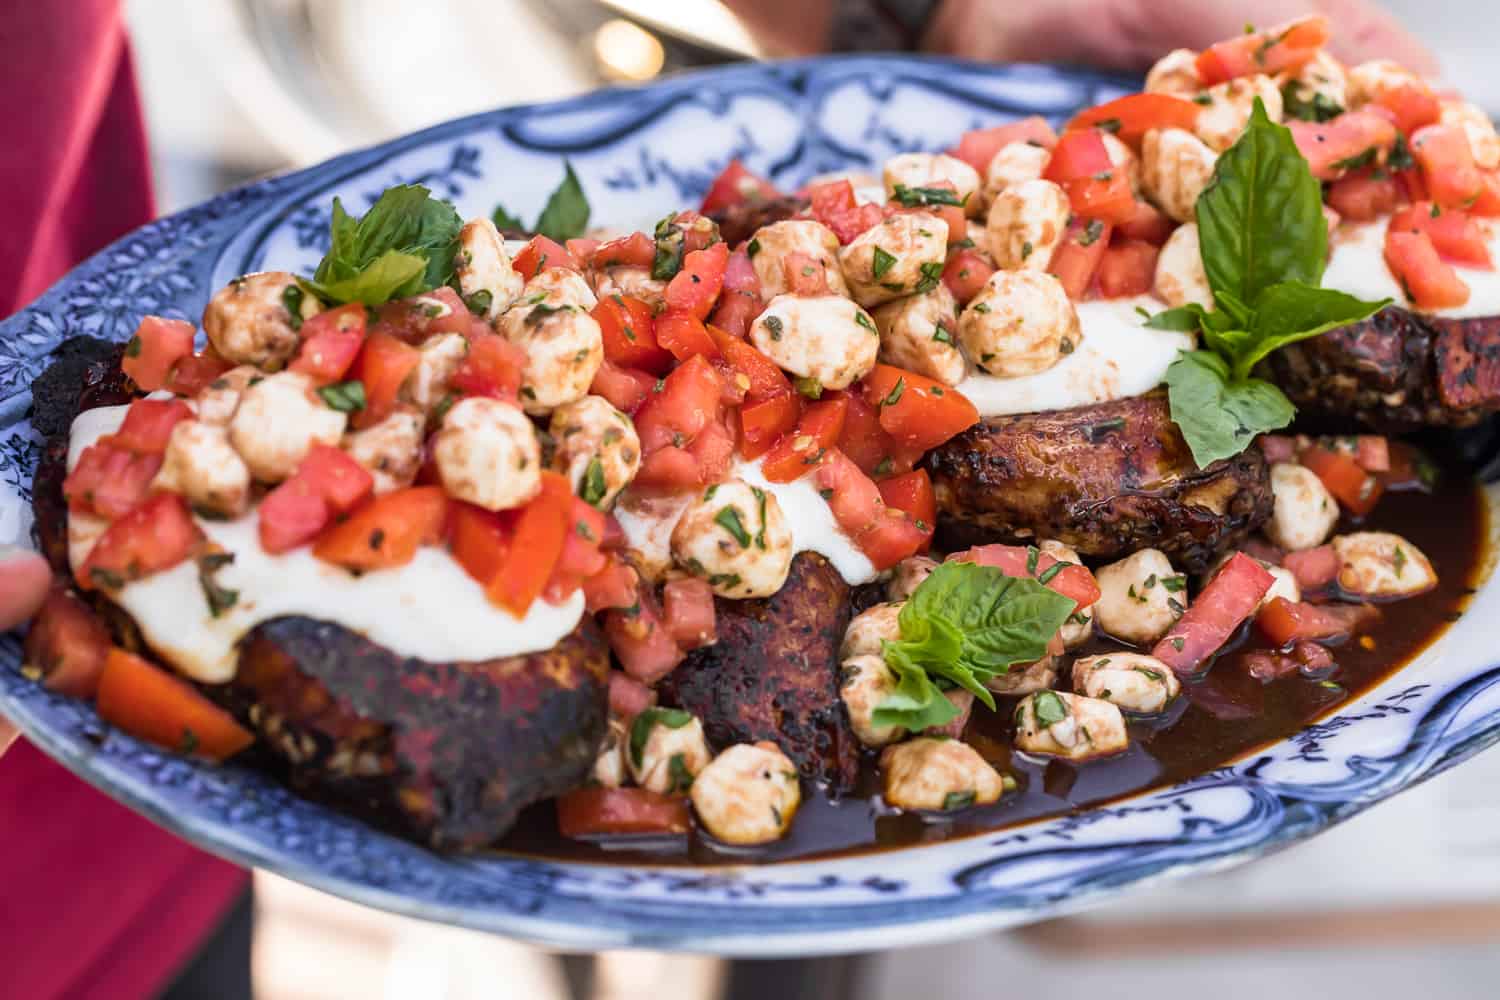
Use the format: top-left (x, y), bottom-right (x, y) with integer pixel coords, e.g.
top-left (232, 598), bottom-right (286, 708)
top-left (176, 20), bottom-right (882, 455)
top-left (0, 3), bottom-right (248, 996)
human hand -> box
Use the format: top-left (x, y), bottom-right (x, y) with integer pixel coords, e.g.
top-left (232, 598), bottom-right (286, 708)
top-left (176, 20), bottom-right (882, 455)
top-left (927, 0), bottom-right (1438, 77)
top-left (0, 545), bottom-right (54, 757)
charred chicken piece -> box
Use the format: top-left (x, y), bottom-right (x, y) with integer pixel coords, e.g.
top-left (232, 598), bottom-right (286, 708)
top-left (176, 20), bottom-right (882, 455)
top-left (705, 195), bottom-right (809, 248)
top-left (657, 552), bottom-right (859, 794)
top-left (925, 393), bottom-right (1273, 572)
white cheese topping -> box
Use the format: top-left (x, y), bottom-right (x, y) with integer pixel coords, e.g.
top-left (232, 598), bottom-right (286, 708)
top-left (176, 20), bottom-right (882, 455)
top-left (1321, 219), bottom-right (1500, 320)
top-left (68, 405), bottom-right (583, 683)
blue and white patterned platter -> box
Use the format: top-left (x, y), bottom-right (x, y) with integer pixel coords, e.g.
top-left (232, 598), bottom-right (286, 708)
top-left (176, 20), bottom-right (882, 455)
top-left (2, 56), bottom-right (1500, 956)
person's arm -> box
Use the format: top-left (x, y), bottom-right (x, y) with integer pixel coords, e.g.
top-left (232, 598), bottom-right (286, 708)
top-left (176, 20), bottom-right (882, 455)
top-left (0, 546), bottom-right (54, 756)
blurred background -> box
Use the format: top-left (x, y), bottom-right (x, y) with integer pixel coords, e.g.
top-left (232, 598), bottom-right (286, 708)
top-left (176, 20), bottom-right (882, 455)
top-left (120, 1), bottom-right (1500, 998)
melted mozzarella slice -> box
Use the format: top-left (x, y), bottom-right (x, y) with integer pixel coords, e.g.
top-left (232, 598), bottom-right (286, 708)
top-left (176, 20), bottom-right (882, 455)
top-left (957, 295), bottom-right (1194, 417)
top-left (68, 405), bottom-right (583, 683)
top-left (1322, 219), bottom-right (1500, 320)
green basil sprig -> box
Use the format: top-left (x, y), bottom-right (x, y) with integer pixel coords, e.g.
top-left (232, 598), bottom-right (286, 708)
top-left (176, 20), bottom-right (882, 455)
top-left (303, 185), bottom-right (463, 307)
top-left (492, 161), bottom-right (591, 243)
top-left (1145, 99), bottom-right (1388, 467)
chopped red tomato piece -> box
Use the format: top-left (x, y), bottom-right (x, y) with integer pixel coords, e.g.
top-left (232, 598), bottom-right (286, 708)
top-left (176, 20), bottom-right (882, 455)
top-left (877, 469), bottom-right (936, 549)
top-left (662, 576), bottom-right (717, 649)
top-left (162, 351), bottom-right (232, 397)
top-left (1256, 597), bottom-right (1382, 647)
top-left (488, 473), bottom-right (572, 615)
top-left (1374, 83), bottom-right (1442, 135)
top-left (557, 786), bottom-right (691, 839)
top-left (114, 398), bottom-right (193, 454)
top-left (1049, 217), bottom-right (1113, 298)
top-left (654, 309), bottom-right (721, 363)
top-left (783, 251), bottom-right (835, 296)
top-left (583, 556), bottom-right (639, 613)
top-left (545, 502), bottom-right (609, 605)
top-left (296, 444), bottom-right (373, 513)
top-left (1044, 130), bottom-right (1136, 223)
top-left (97, 647), bottom-right (254, 761)
top-left (1355, 435), bottom-right (1390, 472)
top-left (1300, 445), bottom-right (1385, 516)
top-left (1390, 202), bottom-right (1493, 268)
top-left (1412, 123), bottom-right (1486, 209)
top-left (289, 303), bottom-right (366, 385)
top-left (1257, 434), bottom-right (1299, 464)
top-left (64, 441), bottom-right (161, 520)
top-left (594, 294), bottom-right (671, 374)
top-left (707, 248), bottom-right (762, 338)
top-left (1152, 552), bottom-right (1275, 675)
top-left (1469, 170), bottom-right (1500, 217)
top-left (350, 332), bottom-right (422, 429)
top-left (450, 332), bottom-right (526, 401)
top-left (858, 510), bottom-right (933, 571)
top-left (602, 585), bottom-right (684, 683)
top-left (761, 395), bottom-right (848, 482)
top-left (260, 444), bottom-right (374, 553)
top-left (738, 391), bottom-right (802, 461)
top-left (372, 287), bottom-right (472, 343)
top-left (709, 325), bottom-right (793, 402)
top-left (891, 179), bottom-right (966, 243)
top-left (833, 388), bottom-right (922, 477)
top-left (24, 584), bottom-right (113, 698)
top-left (1289, 110), bottom-right (1399, 181)
top-left (806, 179), bottom-right (886, 244)
top-left (566, 237), bottom-right (601, 262)
top-left (1282, 544), bottom-right (1341, 590)
top-left (814, 448), bottom-right (926, 570)
top-left (1066, 93), bottom-right (1201, 147)
top-left (942, 247), bottom-right (996, 304)
top-left (448, 500), bottom-right (510, 597)
top-left (122, 316), bottom-right (196, 392)
top-left (1196, 14), bottom-right (1330, 86)
top-left (590, 360), bottom-right (657, 415)
top-left (860, 364), bottom-right (979, 452)
top-left (608, 671), bottom-right (657, 722)
top-left (1242, 640), bottom-right (1336, 681)
top-left (948, 543), bottom-right (1102, 609)
top-left (1096, 239), bottom-right (1161, 298)
top-left (634, 354), bottom-right (725, 452)
top-left (1115, 200), bottom-right (1177, 245)
top-left (699, 160), bottom-right (781, 215)
top-left (78, 493), bottom-right (201, 591)
top-left (512, 235), bottom-right (580, 280)
top-left (590, 232), bottom-right (655, 269)
top-left (1326, 169), bottom-right (1404, 222)
top-left (312, 486), bottom-right (449, 574)
top-left (665, 241), bottom-right (728, 320)
top-left (949, 116), bottom-right (1058, 174)
top-left (1384, 229), bottom-right (1470, 309)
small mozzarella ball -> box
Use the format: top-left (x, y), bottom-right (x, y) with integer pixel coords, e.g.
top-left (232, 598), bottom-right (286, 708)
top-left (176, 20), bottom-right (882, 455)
top-left (749, 219), bottom-right (851, 299)
top-left (1093, 548), bottom-right (1186, 646)
top-left (404, 332), bottom-right (469, 416)
top-left (228, 371), bottom-right (347, 483)
top-left (886, 555), bottom-right (939, 602)
top-left (193, 365), bottom-right (259, 426)
top-left (963, 219), bottom-right (995, 259)
top-left (202, 271), bottom-right (320, 370)
top-left (591, 265), bottom-right (667, 309)
top-left (1154, 222), bottom-right (1213, 309)
top-left (431, 397), bottom-right (541, 512)
top-left (1141, 128), bottom-right (1218, 223)
top-left (1332, 532), bottom-right (1437, 599)
top-left (985, 653), bottom-right (1058, 696)
top-left (1040, 539), bottom-right (1094, 649)
top-left (1145, 48), bottom-right (1201, 96)
top-left (1440, 101), bottom-right (1500, 171)
top-left (152, 420), bottom-right (251, 517)
top-left (749, 293), bottom-right (880, 390)
top-left (958, 269), bottom-right (1081, 377)
top-left (1099, 131), bottom-right (1141, 194)
top-left (839, 654), bottom-right (907, 747)
top-left (512, 266), bottom-right (600, 316)
top-left (1195, 75), bottom-right (1284, 152)
top-left (981, 141), bottom-right (1051, 209)
top-left (985, 178), bottom-right (1070, 272)
top-left (454, 217), bottom-right (525, 319)
top-left (504, 302), bottom-right (603, 416)
top-left (629, 712), bottom-right (712, 795)
top-left (871, 283), bottom-right (966, 386)
top-left (1286, 50), bottom-right (1349, 117)
top-left (590, 717), bottom-right (629, 789)
top-left (342, 406), bottom-right (423, 495)
top-left (883, 152), bottom-right (982, 216)
top-left (880, 737), bottom-right (1006, 812)
top-left (1072, 652), bottom-right (1181, 714)
top-left (1346, 59), bottom-right (1423, 108)
top-left (691, 742), bottom-right (801, 845)
top-left (548, 395), bottom-right (640, 509)
top-left (670, 478), bottom-right (793, 599)
top-left (841, 602), bottom-right (903, 660)
top-left (1266, 462), bottom-right (1340, 551)
top-left (1014, 690), bottom-right (1128, 761)
top-left (839, 212), bottom-right (949, 308)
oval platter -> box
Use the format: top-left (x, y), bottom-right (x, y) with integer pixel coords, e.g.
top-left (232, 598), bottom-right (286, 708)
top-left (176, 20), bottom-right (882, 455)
top-left (2, 55), bottom-right (1500, 956)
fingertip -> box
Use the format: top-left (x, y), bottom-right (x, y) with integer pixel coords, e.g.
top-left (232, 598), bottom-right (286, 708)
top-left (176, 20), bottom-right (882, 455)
top-left (0, 547), bottom-right (53, 630)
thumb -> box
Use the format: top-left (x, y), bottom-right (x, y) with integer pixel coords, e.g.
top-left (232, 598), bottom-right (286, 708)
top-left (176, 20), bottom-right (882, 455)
top-left (0, 545), bottom-right (52, 632)
top-left (0, 716), bottom-right (16, 758)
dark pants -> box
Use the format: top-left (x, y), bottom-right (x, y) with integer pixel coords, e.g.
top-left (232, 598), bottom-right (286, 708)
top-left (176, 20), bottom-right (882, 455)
top-left (158, 889), bottom-right (254, 1000)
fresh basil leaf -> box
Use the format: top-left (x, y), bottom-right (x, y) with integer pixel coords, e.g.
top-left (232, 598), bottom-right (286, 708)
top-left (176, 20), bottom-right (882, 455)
top-left (1164, 351), bottom-right (1295, 467)
top-left (628, 707), bottom-right (693, 768)
top-left (1144, 304), bottom-right (1213, 332)
top-left (535, 161), bottom-right (591, 243)
top-left (491, 204), bottom-right (526, 232)
top-left (307, 185), bottom-right (462, 305)
top-left (1196, 99), bottom-right (1327, 311)
top-left (305, 250), bottom-right (428, 308)
top-left (872, 647), bottom-right (962, 732)
top-left (1237, 282), bottom-right (1389, 377)
top-left (1281, 83), bottom-right (1343, 123)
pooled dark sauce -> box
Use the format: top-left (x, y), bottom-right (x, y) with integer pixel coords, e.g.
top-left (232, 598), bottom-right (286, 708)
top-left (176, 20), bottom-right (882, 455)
top-left (499, 466), bottom-right (1487, 866)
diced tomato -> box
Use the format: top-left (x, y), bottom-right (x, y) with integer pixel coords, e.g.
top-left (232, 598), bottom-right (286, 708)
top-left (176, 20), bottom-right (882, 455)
top-left (709, 325), bottom-right (793, 402)
top-left (565, 237), bottom-right (601, 262)
top-left (372, 287), bottom-right (472, 343)
top-left (722, 245), bottom-right (760, 294)
top-left (312, 486), bottom-right (449, 574)
top-left (1066, 93), bottom-right (1201, 147)
top-left (707, 248), bottom-right (762, 337)
top-left (877, 469), bottom-right (936, 549)
top-left (814, 448), bottom-right (926, 570)
top-left (1242, 640), bottom-right (1336, 681)
top-left (556, 786), bottom-right (691, 839)
top-left (258, 477), bottom-right (328, 554)
top-left (686, 418), bottom-right (736, 484)
top-left (890, 179), bottom-right (967, 242)
top-left (114, 398), bottom-right (193, 454)
top-left (634, 354), bottom-right (724, 451)
top-left (594, 294), bottom-right (671, 374)
top-left (1044, 130), bottom-right (1136, 223)
top-left (1284, 544), bottom-right (1341, 590)
top-left (1326, 169), bottom-right (1404, 222)
top-left (288, 303), bottom-right (366, 385)
top-left (1115, 200), bottom-right (1177, 245)
top-left (859, 364), bottom-right (979, 452)
top-left (654, 309), bottom-right (721, 363)
top-left (97, 647), bottom-right (254, 760)
top-left (857, 510), bottom-right (933, 571)
top-left (450, 332), bottom-right (526, 401)
top-left (1374, 82), bottom-right (1442, 135)
top-left (949, 116), bottom-right (1058, 174)
top-left (590, 360), bottom-right (657, 415)
top-left (447, 500), bottom-right (511, 597)
top-left (296, 444), bottom-right (373, 513)
top-left (783, 251), bottom-right (834, 296)
top-left (477, 473), bottom-right (569, 614)
top-left (1096, 239), bottom-right (1161, 298)
top-left (1258, 434), bottom-right (1299, 463)
top-left (699, 159), bottom-right (781, 215)
top-left (1256, 597), bottom-right (1382, 647)
top-left (806, 179), bottom-right (887, 244)
top-left (948, 543), bottom-right (1102, 609)
top-left (1384, 229), bottom-right (1470, 309)
top-left (1152, 552), bottom-right (1275, 675)
top-left (761, 395), bottom-right (848, 481)
top-left (512, 235), bottom-right (580, 280)
top-left (942, 247), bottom-right (996, 304)
top-left (833, 388), bottom-right (921, 477)
top-left (350, 332), bottom-right (421, 429)
top-left (603, 585), bottom-right (684, 683)
top-left (162, 352), bottom-right (233, 396)
top-left (662, 576), bottom-right (717, 649)
top-left (1390, 202), bottom-right (1493, 268)
top-left (545, 500), bottom-right (608, 605)
top-left (665, 241), bottom-right (728, 320)
top-left (122, 316), bottom-right (196, 392)
top-left (24, 584), bottom-right (113, 698)
top-left (1049, 217), bottom-right (1112, 298)
top-left (590, 232), bottom-right (655, 269)
top-left (608, 671), bottom-right (657, 722)
top-left (1300, 445), bottom-right (1385, 516)
top-left (64, 441), bottom-right (162, 519)
top-left (1196, 14), bottom-right (1330, 86)
top-left (1289, 111), bottom-right (1399, 181)
top-left (1412, 123), bottom-right (1486, 208)
top-left (733, 391), bottom-right (799, 461)
top-left (1470, 170), bottom-right (1500, 218)
top-left (78, 493), bottom-right (202, 591)
top-left (1355, 435), bottom-right (1390, 472)
top-left (583, 557), bottom-right (639, 614)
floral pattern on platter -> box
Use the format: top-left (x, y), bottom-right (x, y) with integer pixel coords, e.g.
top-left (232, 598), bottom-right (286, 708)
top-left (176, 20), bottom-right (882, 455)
top-left (1, 55), bottom-right (1498, 956)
